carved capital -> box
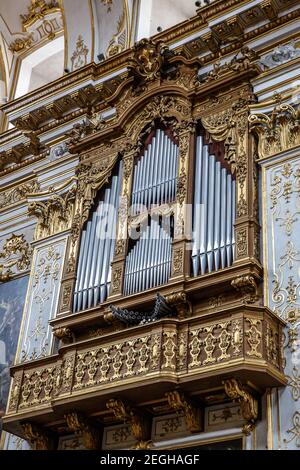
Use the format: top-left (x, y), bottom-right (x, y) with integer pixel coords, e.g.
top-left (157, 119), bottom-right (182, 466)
top-left (249, 100), bottom-right (300, 160)
top-left (223, 379), bottom-right (258, 435)
top-left (166, 390), bottom-right (202, 433)
top-left (28, 183), bottom-right (76, 240)
top-left (22, 422), bottom-right (56, 450)
top-left (65, 411), bottom-right (100, 450)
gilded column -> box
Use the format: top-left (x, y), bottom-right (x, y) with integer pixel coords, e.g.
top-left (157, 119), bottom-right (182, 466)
top-left (170, 119), bottom-right (195, 281)
top-left (234, 106), bottom-right (260, 264)
top-left (109, 143), bottom-right (138, 299)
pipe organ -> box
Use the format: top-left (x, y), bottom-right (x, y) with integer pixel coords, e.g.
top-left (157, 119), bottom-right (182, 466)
top-left (124, 128), bottom-right (178, 295)
top-left (192, 135), bottom-right (236, 276)
top-left (73, 161), bottom-right (122, 312)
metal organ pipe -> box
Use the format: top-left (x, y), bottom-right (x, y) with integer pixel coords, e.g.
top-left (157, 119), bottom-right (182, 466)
top-left (73, 161), bottom-right (122, 312)
top-left (131, 129), bottom-right (178, 214)
top-left (124, 219), bottom-right (172, 296)
top-left (192, 135), bottom-right (236, 277)
top-left (124, 128), bottom-right (178, 295)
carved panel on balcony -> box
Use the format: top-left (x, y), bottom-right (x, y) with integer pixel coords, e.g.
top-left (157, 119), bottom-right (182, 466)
top-left (6, 308), bottom-right (284, 417)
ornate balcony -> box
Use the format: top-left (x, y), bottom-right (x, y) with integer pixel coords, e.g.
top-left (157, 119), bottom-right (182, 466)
top-left (3, 305), bottom-right (285, 447)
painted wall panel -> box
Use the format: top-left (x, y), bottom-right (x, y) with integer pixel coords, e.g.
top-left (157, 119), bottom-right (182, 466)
top-left (262, 154), bottom-right (300, 449)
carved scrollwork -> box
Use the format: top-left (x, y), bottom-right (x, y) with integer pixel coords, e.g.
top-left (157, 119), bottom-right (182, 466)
top-left (22, 422), bottom-right (55, 450)
top-left (223, 378), bottom-right (258, 435)
top-left (106, 398), bottom-right (151, 447)
top-left (231, 275), bottom-right (258, 303)
top-left (0, 234), bottom-right (32, 281)
top-left (165, 291), bottom-right (192, 319)
top-left (128, 38), bottom-right (167, 82)
top-left (201, 110), bottom-right (237, 172)
top-left (65, 411), bottom-right (100, 450)
top-left (166, 390), bottom-right (202, 433)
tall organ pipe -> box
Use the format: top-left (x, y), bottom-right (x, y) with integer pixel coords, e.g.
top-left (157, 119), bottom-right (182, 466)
top-left (192, 135), bottom-right (236, 277)
top-left (73, 161), bottom-right (122, 312)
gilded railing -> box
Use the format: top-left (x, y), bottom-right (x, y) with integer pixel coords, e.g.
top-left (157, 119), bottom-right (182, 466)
top-left (5, 305), bottom-right (285, 420)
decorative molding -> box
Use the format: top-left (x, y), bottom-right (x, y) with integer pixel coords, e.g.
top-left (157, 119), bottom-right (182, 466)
top-left (106, 6), bottom-right (127, 57)
top-left (260, 40), bottom-right (300, 69)
top-left (203, 47), bottom-right (261, 84)
top-left (0, 179), bottom-right (40, 211)
top-left (21, 1), bottom-right (60, 29)
top-left (0, 234), bottom-right (32, 281)
top-left (223, 378), bottom-right (258, 435)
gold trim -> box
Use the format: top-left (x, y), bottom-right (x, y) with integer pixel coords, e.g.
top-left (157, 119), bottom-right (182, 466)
top-left (266, 388), bottom-right (273, 450)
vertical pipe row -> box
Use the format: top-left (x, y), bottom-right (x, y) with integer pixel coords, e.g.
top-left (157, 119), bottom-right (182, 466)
top-left (192, 137), bottom-right (236, 276)
top-left (73, 161), bottom-right (122, 312)
top-left (131, 129), bottom-right (178, 215)
top-left (123, 219), bottom-right (172, 296)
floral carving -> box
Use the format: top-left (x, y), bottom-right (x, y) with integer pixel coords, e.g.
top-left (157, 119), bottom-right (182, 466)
top-left (0, 234), bottom-right (32, 281)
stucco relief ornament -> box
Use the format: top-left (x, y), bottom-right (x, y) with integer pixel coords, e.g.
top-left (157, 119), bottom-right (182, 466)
top-left (71, 35), bottom-right (89, 71)
top-left (261, 41), bottom-right (300, 69)
top-left (0, 234), bottom-right (32, 281)
top-left (128, 39), bottom-right (166, 82)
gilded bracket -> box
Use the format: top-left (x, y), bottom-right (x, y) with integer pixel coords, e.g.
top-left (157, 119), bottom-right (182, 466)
top-left (165, 292), bottom-right (192, 319)
top-left (231, 275), bottom-right (259, 304)
top-left (22, 422), bottom-right (56, 450)
top-left (106, 398), bottom-right (151, 449)
top-left (65, 411), bottom-right (100, 450)
top-left (166, 390), bottom-right (202, 433)
top-left (223, 378), bottom-right (258, 435)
